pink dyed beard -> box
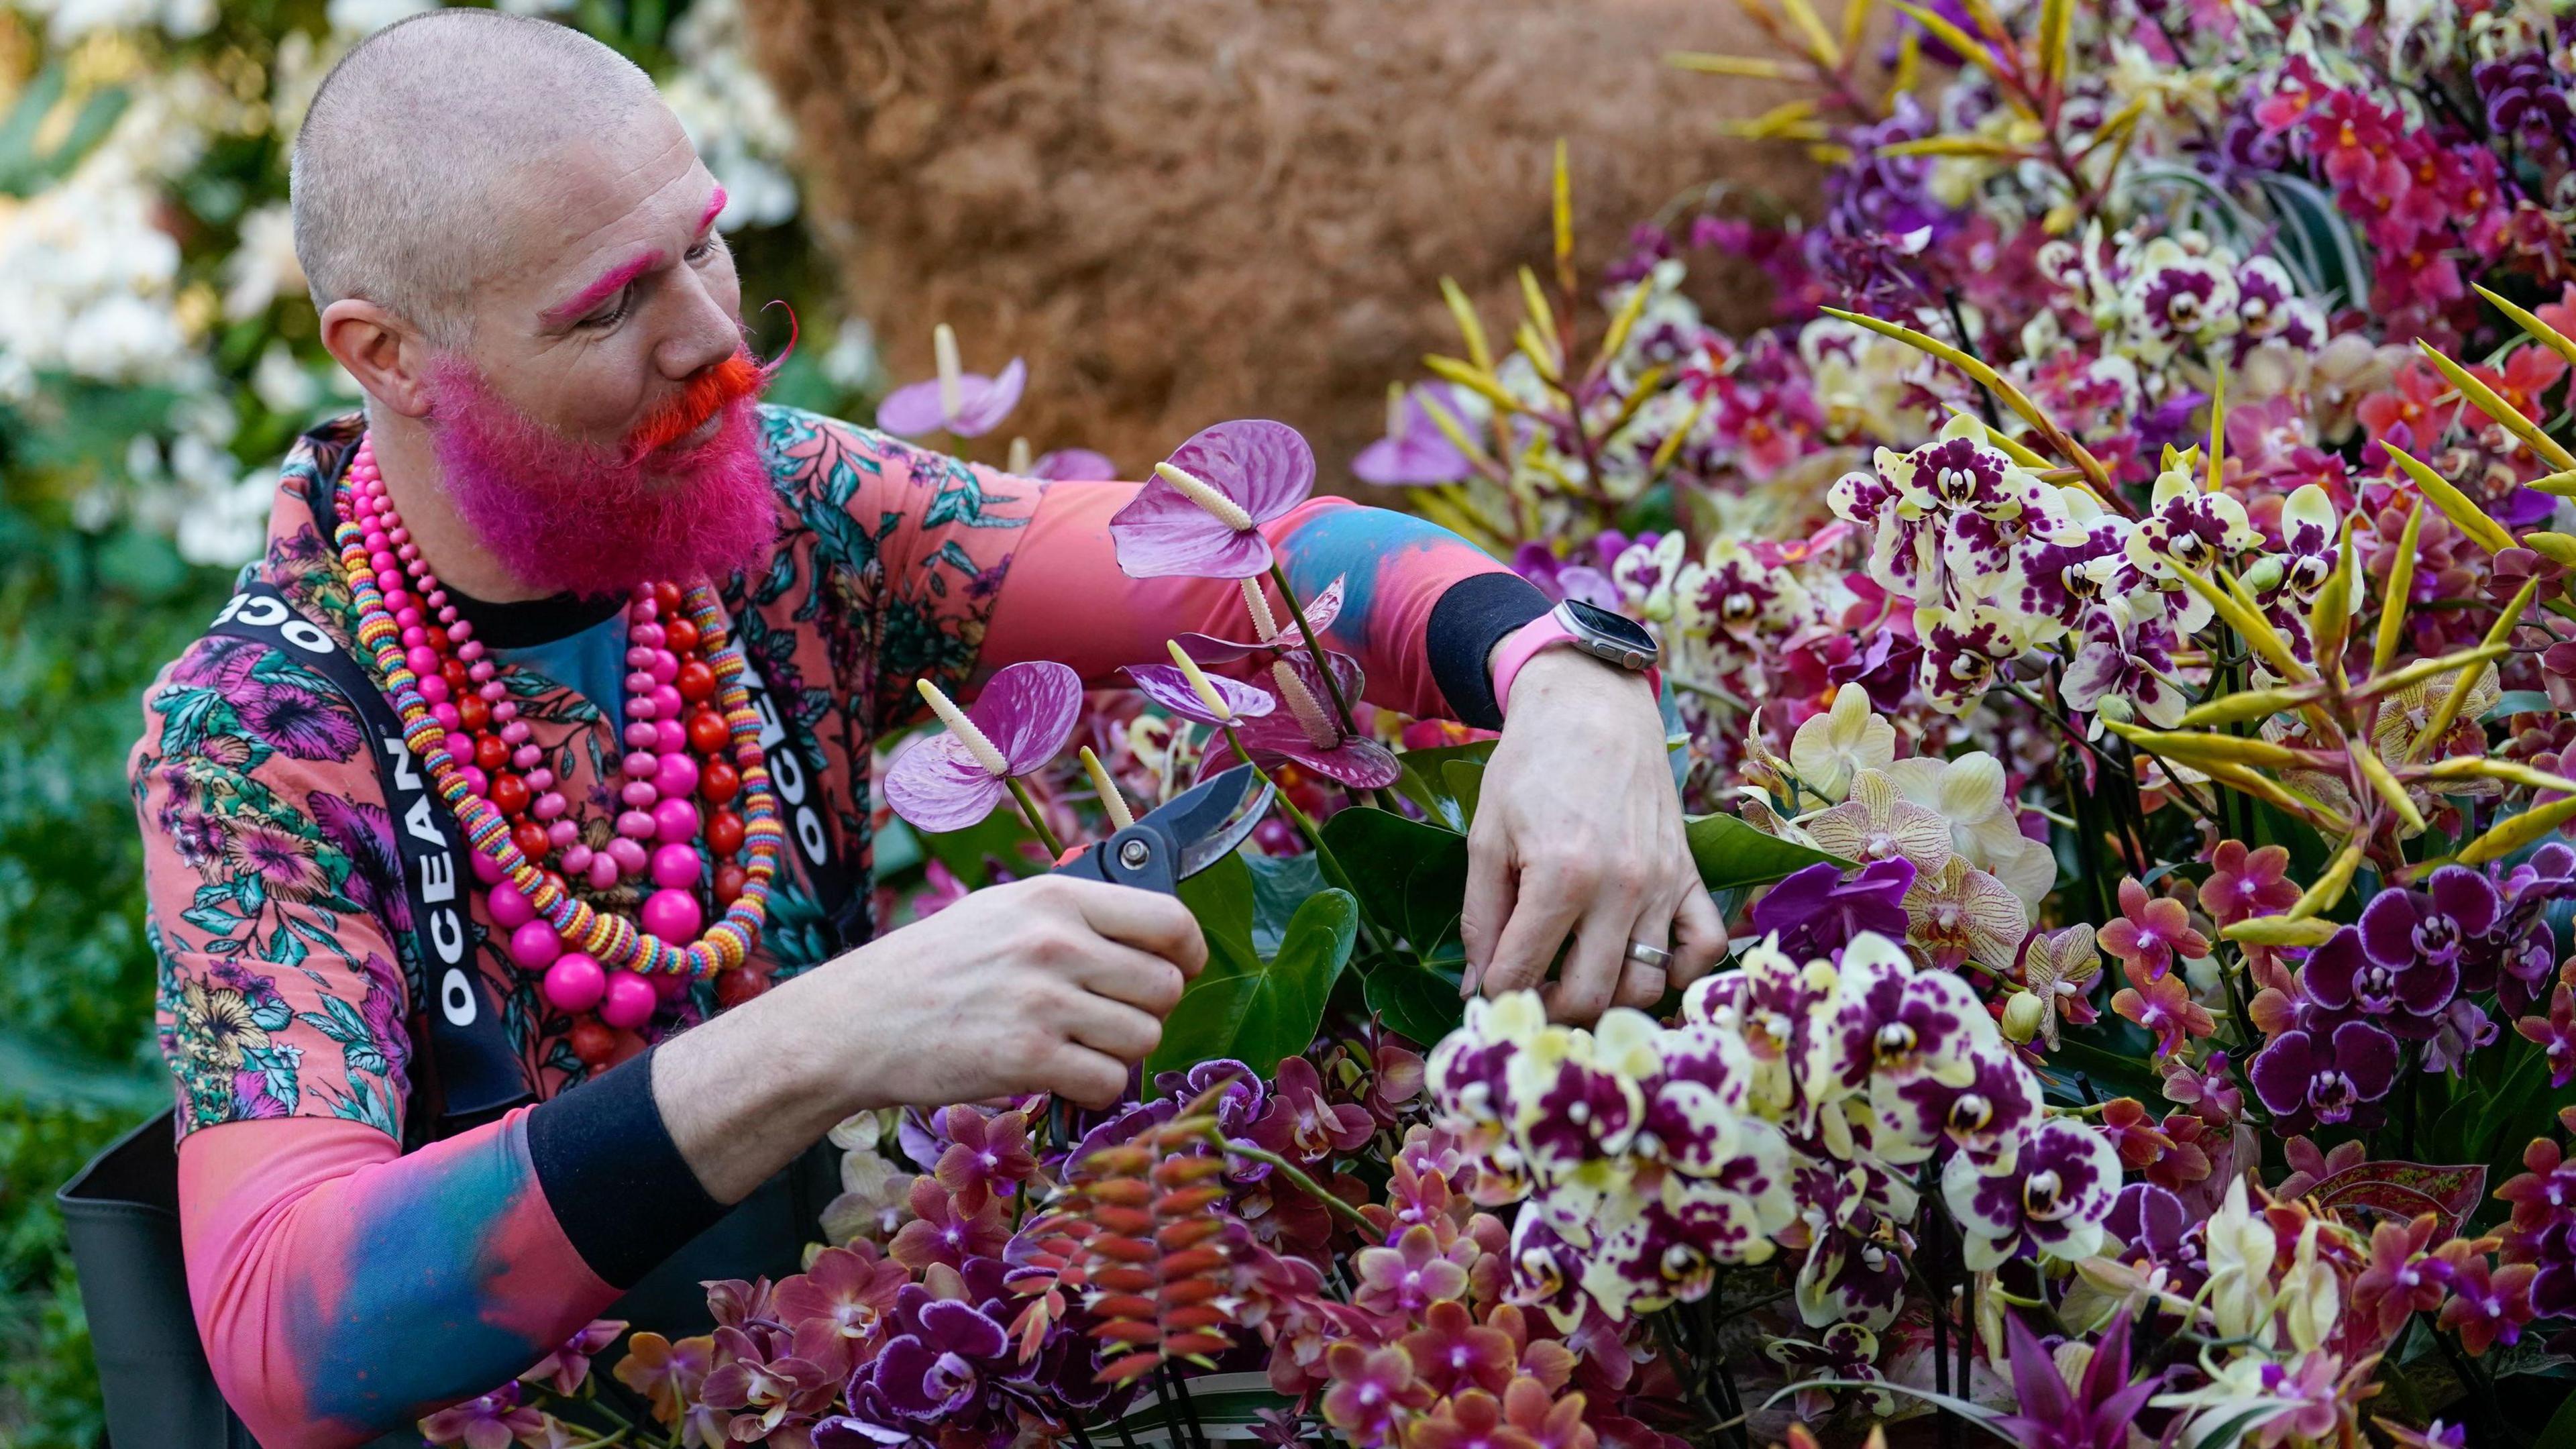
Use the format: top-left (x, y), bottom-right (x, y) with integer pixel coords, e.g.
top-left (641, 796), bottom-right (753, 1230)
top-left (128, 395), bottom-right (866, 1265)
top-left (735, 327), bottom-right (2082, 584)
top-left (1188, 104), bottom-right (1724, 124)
top-left (419, 355), bottom-right (780, 598)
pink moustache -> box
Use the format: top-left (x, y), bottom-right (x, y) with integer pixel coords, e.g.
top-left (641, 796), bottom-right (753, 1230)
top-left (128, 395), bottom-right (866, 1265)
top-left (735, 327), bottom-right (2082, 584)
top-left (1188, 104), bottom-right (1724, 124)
top-left (421, 354), bottom-right (780, 598)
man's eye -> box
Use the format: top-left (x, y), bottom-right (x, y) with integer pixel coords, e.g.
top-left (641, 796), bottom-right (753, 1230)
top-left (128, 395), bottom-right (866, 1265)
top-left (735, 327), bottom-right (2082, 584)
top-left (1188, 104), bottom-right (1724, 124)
top-left (581, 287), bottom-right (634, 329)
top-left (686, 235), bottom-right (719, 263)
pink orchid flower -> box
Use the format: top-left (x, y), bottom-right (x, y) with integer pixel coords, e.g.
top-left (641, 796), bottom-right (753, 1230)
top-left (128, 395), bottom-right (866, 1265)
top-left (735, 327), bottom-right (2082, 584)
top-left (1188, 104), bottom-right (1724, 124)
top-left (1109, 419), bottom-right (1316, 579)
top-left (875, 324), bottom-right (1026, 439)
top-left (882, 662), bottom-right (1080, 833)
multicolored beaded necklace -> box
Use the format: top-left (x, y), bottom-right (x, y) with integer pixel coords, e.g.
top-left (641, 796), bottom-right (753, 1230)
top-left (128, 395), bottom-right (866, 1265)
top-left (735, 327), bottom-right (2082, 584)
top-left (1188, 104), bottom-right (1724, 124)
top-left (331, 434), bottom-right (786, 1057)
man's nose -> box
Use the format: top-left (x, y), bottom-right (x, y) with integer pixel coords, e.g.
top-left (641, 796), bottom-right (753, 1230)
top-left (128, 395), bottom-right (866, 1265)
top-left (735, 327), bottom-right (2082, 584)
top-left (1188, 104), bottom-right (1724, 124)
top-left (654, 261), bottom-right (743, 378)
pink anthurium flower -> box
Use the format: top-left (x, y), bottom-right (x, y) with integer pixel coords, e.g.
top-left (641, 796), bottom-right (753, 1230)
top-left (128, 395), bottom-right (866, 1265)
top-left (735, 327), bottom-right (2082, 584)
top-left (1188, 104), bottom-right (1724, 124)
top-left (882, 661), bottom-right (1081, 833)
top-left (1108, 419), bottom-right (1316, 579)
top-left (876, 324), bottom-right (1027, 439)
top-left (1200, 651), bottom-right (1401, 788)
top-left (1124, 643), bottom-right (1278, 726)
top-left (1353, 384), bottom-right (1474, 486)
top-left (1030, 448), bottom-right (1118, 480)
top-left (1171, 576), bottom-right (1346, 666)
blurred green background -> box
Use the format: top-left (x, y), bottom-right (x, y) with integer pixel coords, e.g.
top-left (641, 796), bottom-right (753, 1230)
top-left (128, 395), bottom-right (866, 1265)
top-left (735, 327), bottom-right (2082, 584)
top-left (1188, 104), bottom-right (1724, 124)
top-left (0, 1), bottom-right (872, 1438)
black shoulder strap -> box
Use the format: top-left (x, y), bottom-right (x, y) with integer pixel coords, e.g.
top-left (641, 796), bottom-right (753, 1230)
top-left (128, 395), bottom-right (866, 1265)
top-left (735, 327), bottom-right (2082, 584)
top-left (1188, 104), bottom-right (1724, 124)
top-left (738, 656), bottom-right (864, 953)
top-left (207, 582), bottom-right (535, 1121)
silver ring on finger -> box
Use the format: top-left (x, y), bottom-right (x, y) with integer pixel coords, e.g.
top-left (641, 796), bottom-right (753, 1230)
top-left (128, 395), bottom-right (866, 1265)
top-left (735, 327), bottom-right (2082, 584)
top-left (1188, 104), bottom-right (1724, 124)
top-left (1625, 940), bottom-right (1672, 970)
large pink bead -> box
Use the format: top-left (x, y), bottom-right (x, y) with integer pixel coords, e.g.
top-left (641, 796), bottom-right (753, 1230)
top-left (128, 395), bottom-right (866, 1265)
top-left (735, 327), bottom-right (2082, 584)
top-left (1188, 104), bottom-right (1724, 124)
top-left (586, 852), bottom-right (622, 891)
top-left (405, 645), bottom-right (439, 678)
top-left (431, 702), bottom-right (462, 732)
top-left (651, 684), bottom-right (683, 720)
top-left (598, 971), bottom-right (657, 1030)
top-left (418, 675), bottom-right (450, 705)
top-left (541, 953), bottom-right (606, 1014)
top-left (606, 837), bottom-right (650, 875)
top-left (487, 881), bottom-right (536, 930)
top-left (655, 718), bottom-right (686, 755)
top-left (641, 888), bottom-right (702, 944)
top-left (650, 843), bottom-right (700, 889)
top-left (648, 653), bottom-right (679, 685)
top-left (471, 852), bottom-right (504, 885)
top-left (506, 919), bottom-right (563, 970)
top-left (653, 797), bottom-right (700, 844)
top-left (653, 751), bottom-right (698, 800)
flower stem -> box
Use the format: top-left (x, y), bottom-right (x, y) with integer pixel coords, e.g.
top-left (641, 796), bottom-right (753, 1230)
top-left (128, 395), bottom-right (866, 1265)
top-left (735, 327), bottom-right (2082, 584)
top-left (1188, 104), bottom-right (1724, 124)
top-left (1209, 1133), bottom-right (1377, 1232)
top-left (1008, 776), bottom-right (1068, 861)
top-left (1267, 563), bottom-right (1360, 737)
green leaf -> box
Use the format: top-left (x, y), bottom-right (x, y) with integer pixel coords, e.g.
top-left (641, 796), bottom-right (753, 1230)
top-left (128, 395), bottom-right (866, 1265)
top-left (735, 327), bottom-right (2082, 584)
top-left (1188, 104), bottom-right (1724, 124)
top-left (1246, 851), bottom-right (1325, 956)
top-left (1320, 807), bottom-right (1470, 957)
top-left (1364, 948), bottom-right (1466, 1047)
top-left (1177, 850), bottom-right (1260, 979)
top-left (2488, 690), bottom-right (2555, 720)
top-left (1392, 741), bottom-right (1497, 830)
top-left (1442, 760), bottom-right (1486, 825)
top-left (1148, 888), bottom-right (1359, 1081)
top-left (1686, 812), bottom-right (1850, 892)
top-left (2536, 1381), bottom-right (2576, 1448)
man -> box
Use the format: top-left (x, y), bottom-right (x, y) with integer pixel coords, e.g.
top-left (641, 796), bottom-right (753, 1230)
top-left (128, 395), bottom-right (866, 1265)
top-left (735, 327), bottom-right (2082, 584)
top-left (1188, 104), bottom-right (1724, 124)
top-left (124, 11), bottom-right (1721, 1445)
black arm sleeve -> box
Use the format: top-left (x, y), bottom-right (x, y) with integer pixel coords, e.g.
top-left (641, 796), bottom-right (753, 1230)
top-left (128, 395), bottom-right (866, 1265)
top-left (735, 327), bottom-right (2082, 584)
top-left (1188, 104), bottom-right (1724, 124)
top-left (523, 1047), bottom-right (727, 1288)
top-left (1424, 572), bottom-right (1553, 730)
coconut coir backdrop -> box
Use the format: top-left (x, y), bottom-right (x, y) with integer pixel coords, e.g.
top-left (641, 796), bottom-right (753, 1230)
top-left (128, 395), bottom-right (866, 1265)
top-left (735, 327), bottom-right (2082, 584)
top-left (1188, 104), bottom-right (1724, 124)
top-left (738, 0), bottom-right (1806, 476)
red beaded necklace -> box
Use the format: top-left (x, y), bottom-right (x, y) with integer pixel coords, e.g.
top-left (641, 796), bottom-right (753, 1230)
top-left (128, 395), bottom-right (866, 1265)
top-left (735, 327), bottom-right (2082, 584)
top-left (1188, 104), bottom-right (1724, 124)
top-left (333, 435), bottom-right (787, 1063)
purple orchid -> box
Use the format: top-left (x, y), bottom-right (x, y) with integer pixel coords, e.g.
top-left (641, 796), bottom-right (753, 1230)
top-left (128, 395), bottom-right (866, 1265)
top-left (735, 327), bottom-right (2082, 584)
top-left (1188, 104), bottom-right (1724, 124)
top-left (1171, 576), bottom-right (1346, 666)
top-left (2356, 866), bottom-right (2500, 996)
top-left (1751, 859), bottom-right (1915, 961)
top-left (1992, 1310), bottom-right (2159, 1449)
top-left (1109, 420), bottom-right (1316, 580)
top-left (1352, 384), bottom-right (1474, 486)
top-left (2104, 1181), bottom-right (2208, 1296)
top-left (2301, 924), bottom-right (2455, 1038)
top-left (2249, 1018), bottom-right (2400, 1133)
top-left (869, 1287), bottom-right (1014, 1419)
top-left (882, 662), bottom-right (1081, 833)
top-left (419, 1382), bottom-right (545, 1449)
top-left (876, 325), bottom-right (1026, 439)
top-left (1510, 539), bottom-right (1625, 609)
top-left (1203, 651), bottom-right (1402, 789)
top-left (522, 1317), bottom-right (627, 1395)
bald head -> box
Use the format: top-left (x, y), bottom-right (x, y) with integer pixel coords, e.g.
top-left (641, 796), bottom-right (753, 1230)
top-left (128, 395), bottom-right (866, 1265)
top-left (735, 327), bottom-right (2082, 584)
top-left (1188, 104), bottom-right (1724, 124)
top-left (292, 10), bottom-right (669, 346)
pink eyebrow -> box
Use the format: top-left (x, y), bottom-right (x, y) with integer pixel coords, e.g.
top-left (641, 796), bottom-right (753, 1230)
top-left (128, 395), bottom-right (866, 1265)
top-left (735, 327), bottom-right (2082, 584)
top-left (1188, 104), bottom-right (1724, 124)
top-left (696, 185), bottom-right (727, 233)
top-left (541, 248), bottom-right (665, 328)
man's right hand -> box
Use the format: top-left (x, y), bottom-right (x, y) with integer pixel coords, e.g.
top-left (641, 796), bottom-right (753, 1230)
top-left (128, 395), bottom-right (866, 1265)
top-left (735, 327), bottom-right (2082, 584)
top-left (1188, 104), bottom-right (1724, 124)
top-left (816, 873), bottom-right (1206, 1110)
top-left (653, 873), bottom-right (1207, 1202)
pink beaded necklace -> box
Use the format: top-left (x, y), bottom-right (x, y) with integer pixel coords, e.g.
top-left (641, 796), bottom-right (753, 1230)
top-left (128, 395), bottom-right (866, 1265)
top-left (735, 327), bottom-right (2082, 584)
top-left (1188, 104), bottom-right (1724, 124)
top-left (332, 435), bottom-right (788, 1053)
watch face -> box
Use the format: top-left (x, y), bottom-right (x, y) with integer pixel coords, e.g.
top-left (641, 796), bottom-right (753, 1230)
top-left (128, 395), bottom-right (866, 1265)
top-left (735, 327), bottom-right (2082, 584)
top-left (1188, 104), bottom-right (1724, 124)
top-left (1561, 598), bottom-right (1658, 657)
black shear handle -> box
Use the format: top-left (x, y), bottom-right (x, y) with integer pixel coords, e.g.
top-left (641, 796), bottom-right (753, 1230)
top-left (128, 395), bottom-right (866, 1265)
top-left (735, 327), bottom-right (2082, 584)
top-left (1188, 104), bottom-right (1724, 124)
top-left (1052, 818), bottom-right (1183, 895)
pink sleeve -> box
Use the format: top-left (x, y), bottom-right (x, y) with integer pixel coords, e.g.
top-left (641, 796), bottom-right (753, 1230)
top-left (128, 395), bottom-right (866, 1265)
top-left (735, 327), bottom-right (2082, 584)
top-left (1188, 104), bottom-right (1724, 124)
top-left (981, 483), bottom-right (1519, 720)
top-left (178, 1112), bottom-right (614, 1448)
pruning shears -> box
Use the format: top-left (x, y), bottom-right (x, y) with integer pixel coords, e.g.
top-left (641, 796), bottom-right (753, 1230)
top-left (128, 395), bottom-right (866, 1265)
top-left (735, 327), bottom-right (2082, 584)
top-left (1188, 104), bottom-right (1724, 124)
top-left (1051, 765), bottom-right (1273, 896)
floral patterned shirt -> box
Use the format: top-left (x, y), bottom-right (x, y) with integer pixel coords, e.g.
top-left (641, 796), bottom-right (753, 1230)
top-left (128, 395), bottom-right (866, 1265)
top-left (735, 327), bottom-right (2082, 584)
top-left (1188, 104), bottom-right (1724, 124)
top-left (131, 407), bottom-right (1532, 1446)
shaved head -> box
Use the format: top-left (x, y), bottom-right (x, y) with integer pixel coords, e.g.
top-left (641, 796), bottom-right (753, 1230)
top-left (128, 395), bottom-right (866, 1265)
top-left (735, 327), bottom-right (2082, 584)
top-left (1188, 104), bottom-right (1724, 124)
top-left (292, 9), bottom-right (667, 346)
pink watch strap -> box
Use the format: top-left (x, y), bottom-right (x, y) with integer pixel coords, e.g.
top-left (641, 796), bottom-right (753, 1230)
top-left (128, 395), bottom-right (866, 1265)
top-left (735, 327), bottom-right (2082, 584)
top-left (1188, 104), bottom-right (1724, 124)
top-left (1491, 608), bottom-right (1664, 718)
top-left (1490, 611), bottom-right (1578, 718)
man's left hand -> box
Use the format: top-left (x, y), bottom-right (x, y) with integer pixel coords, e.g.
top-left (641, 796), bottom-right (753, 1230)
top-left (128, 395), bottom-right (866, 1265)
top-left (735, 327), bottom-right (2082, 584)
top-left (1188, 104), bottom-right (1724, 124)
top-left (1461, 649), bottom-right (1727, 1022)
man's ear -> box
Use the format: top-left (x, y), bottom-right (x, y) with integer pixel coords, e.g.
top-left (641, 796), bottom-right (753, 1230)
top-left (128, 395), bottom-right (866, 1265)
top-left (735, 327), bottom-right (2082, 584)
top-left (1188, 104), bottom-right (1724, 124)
top-left (319, 299), bottom-right (435, 419)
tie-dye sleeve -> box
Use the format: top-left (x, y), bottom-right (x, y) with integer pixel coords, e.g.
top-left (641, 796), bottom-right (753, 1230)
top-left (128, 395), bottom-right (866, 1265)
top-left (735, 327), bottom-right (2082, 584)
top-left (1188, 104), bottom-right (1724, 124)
top-left (981, 484), bottom-right (1550, 727)
top-left (176, 1112), bottom-right (619, 1448)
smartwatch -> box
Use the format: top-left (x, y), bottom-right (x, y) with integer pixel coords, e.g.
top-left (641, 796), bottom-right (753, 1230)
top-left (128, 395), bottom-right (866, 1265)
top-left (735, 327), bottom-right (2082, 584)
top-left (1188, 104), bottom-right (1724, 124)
top-left (1490, 599), bottom-right (1662, 715)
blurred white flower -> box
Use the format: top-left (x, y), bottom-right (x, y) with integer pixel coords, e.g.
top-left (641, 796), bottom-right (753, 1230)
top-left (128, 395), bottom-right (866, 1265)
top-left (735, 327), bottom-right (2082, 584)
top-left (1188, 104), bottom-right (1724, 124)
top-left (223, 203), bottom-right (307, 321)
top-left (325, 0), bottom-right (435, 37)
top-left (252, 342), bottom-right (319, 416)
top-left (664, 0), bottom-right (801, 231)
top-left (21, 0), bottom-right (213, 42)
top-left (818, 316), bottom-right (881, 393)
